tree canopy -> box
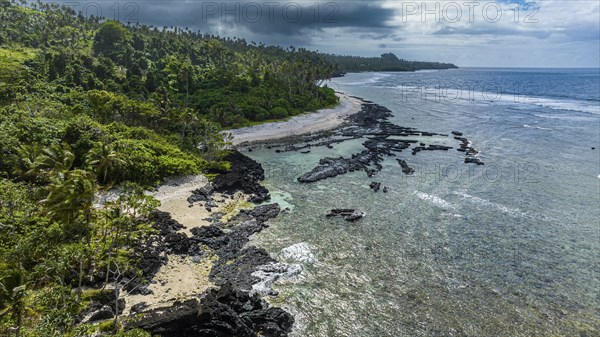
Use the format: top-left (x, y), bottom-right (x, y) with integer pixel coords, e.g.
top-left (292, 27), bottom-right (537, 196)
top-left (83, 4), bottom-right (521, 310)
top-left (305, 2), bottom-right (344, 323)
top-left (326, 53), bottom-right (458, 74)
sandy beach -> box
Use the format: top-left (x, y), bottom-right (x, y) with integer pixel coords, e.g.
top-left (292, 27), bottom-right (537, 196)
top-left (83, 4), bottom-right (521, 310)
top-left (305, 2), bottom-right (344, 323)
top-left (122, 95), bottom-right (362, 316)
top-left (122, 176), bottom-right (255, 314)
top-left (226, 92), bottom-right (363, 146)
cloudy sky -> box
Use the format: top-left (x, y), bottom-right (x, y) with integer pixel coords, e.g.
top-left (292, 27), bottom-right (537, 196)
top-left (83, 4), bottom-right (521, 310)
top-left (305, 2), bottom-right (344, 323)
top-left (70, 0), bottom-right (600, 67)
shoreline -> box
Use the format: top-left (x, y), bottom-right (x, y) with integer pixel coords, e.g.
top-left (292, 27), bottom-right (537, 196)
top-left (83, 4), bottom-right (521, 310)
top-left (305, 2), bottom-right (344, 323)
top-left (117, 95), bottom-right (484, 335)
top-left (115, 95), bottom-right (370, 333)
top-left (118, 152), bottom-right (297, 336)
top-left (225, 92), bottom-right (364, 146)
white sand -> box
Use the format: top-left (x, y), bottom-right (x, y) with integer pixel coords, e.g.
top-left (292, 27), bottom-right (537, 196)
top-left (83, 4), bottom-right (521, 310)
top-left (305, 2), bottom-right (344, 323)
top-left (148, 175), bottom-right (211, 236)
top-left (122, 176), bottom-right (256, 313)
top-left (121, 176), bottom-right (217, 313)
top-left (122, 255), bottom-right (215, 315)
top-left (226, 93), bottom-right (363, 146)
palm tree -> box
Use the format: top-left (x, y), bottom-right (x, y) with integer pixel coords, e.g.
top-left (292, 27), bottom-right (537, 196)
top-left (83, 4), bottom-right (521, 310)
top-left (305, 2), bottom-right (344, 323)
top-left (33, 142), bottom-right (74, 176)
top-left (41, 169), bottom-right (96, 227)
top-left (209, 105), bottom-right (227, 126)
top-left (174, 108), bottom-right (198, 145)
top-left (85, 141), bottom-right (127, 186)
top-left (11, 144), bottom-right (42, 182)
top-left (0, 264), bottom-right (27, 337)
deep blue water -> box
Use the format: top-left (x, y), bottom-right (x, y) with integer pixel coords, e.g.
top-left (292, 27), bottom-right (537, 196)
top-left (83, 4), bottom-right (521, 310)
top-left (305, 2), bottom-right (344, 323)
top-left (247, 68), bottom-right (600, 336)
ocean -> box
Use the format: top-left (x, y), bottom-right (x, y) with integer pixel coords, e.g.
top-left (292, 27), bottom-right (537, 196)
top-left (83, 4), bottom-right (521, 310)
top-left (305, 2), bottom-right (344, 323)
top-left (245, 68), bottom-right (600, 336)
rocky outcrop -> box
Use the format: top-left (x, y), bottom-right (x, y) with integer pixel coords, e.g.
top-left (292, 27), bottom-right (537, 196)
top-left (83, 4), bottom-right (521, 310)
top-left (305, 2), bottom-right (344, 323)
top-left (454, 136), bottom-right (484, 165)
top-left (78, 289), bottom-right (125, 324)
top-left (125, 284), bottom-right (294, 337)
top-left (369, 182), bottom-right (381, 192)
top-left (298, 156), bottom-right (365, 183)
top-left (285, 101), bottom-right (485, 183)
top-left (397, 159), bottom-right (415, 175)
top-left (326, 209), bottom-right (365, 222)
top-left (187, 184), bottom-right (213, 204)
top-left (212, 151), bottom-right (270, 202)
top-left (126, 201), bottom-right (293, 335)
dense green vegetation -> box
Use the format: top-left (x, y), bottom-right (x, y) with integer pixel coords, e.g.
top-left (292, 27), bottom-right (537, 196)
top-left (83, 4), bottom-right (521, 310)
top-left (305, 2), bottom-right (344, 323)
top-left (327, 52), bottom-right (458, 74)
top-left (0, 1), bottom-right (460, 334)
top-left (0, 1), bottom-right (339, 335)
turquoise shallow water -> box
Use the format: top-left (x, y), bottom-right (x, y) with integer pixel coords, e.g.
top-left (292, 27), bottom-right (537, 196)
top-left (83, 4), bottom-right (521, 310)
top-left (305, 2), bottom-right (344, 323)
top-left (247, 69), bottom-right (600, 336)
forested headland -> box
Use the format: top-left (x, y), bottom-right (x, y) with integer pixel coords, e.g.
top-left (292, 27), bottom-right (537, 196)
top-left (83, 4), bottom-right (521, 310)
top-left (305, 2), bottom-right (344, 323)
top-left (327, 52), bottom-right (458, 74)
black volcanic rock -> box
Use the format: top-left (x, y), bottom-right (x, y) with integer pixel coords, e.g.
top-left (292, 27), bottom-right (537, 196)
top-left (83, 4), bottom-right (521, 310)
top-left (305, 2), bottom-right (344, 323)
top-left (294, 103), bottom-right (478, 183)
top-left (397, 159), bottom-right (415, 175)
top-left (326, 209), bottom-right (365, 222)
top-left (212, 151), bottom-right (270, 202)
top-left (465, 157), bottom-right (485, 165)
top-left (249, 203), bottom-right (281, 223)
top-left (187, 184), bottom-right (213, 204)
top-left (297, 157), bottom-right (364, 183)
top-left (125, 284), bottom-right (294, 337)
top-left (369, 182), bottom-right (381, 192)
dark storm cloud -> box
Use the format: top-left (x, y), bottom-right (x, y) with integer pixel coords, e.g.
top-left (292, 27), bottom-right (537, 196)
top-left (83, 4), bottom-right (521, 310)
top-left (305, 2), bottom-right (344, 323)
top-left (359, 33), bottom-right (404, 41)
top-left (133, 1), bottom-right (396, 36)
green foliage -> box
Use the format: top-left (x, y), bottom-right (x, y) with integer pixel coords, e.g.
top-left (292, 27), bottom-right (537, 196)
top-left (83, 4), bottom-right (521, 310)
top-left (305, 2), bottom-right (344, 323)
top-left (93, 21), bottom-right (132, 63)
top-left (270, 106), bottom-right (288, 119)
top-left (0, 2), bottom-right (349, 335)
top-left (327, 52), bottom-right (458, 73)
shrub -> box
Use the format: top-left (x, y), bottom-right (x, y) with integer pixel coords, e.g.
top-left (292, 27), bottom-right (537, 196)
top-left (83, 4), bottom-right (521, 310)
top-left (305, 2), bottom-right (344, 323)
top-left (269, 107), bottom-right (288, 119)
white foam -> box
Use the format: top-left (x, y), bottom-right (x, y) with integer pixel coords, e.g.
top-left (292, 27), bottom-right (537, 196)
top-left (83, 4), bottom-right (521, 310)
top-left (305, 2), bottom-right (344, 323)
top-left (453, 192), bottom-right (525, 217)
top-left (531, 98), bottom-right (600, 115)
top-left (534, 113), bottom-right (596, 122)
top-left (414, 191), bottom-right (455, 210)
top-left (523, 124), bottom-right (553, 131)
top-left (251, 262), bottom-right (302, 296)
top-left (279, 242), bottom-right (318, 264)
top-left (341, 73), bottom-right (390, 86)
top-left (390, 84), bottom-right (600, 115)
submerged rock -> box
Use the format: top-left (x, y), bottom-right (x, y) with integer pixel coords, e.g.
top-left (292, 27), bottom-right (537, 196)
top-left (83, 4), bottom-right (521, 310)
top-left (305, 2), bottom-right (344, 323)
top-left (297, 157), bottom-right (364, 183)
top-left (465, 157), bottom-right (485, 165)
top-left (369, 181), bottom-right (382, 192)
top-left (397, 159), bottom-right (415, 175)
top-left (326, 209), bottom-right (365, 222)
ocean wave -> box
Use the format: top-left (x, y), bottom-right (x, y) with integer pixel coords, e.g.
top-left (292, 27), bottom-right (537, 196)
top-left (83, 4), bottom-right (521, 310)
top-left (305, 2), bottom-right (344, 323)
top-left (414, 191), bottom-right (455, 210)
top-left (523, 124), bottom-right (554, 131)
top-left (388, 84), bottom-right (600, 115)
top-left (279, 242), bottom-right (318, 264)
top-left (531, 98), bottom-right (600, 115)
top-left (533, 113), bottom-right (597, 121)
top-left (453, 192), bottom-right (526, 217)
top-left (340, 73), bottom-right (391, 86)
